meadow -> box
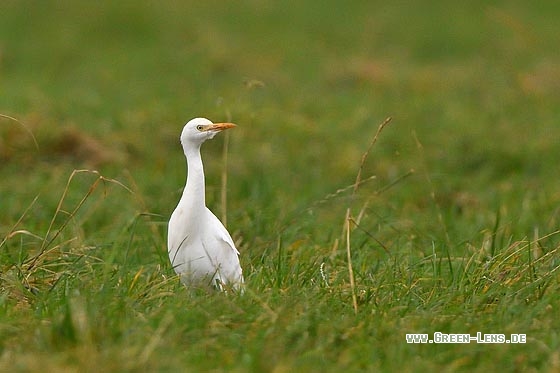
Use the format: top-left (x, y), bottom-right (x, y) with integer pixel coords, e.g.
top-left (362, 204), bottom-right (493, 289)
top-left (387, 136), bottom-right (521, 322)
top-left (1, 1), bottom-right (559, 371)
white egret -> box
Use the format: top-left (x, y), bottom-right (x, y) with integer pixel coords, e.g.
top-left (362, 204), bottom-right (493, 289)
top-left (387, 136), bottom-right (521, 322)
top-left (167, 117), bottom-right (244, 291)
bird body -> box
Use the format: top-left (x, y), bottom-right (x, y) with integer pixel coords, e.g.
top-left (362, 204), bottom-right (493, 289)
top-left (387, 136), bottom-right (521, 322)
top-left (167, 118), bottom-right (243, 290)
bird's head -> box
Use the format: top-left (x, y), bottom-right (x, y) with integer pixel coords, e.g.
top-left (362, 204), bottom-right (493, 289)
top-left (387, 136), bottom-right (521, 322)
top-left (180, 118), bottom-right (236, 147)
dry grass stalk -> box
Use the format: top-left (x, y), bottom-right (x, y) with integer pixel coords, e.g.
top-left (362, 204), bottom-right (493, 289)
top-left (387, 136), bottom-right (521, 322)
top-left (345, 116), bottom-right (392, 314)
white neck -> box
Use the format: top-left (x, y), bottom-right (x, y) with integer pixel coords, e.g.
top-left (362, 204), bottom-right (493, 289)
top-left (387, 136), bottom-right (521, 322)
top-left (180, 143), bottom-right (206, 221)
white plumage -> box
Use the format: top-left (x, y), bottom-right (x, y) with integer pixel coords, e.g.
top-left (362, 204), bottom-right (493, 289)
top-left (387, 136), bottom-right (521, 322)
top-left (167, 118), bottom-right (243, 291)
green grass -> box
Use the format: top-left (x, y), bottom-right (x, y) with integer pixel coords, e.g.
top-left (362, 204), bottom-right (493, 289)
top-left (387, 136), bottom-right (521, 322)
top-left (1, 1), bottom-right (560, 371)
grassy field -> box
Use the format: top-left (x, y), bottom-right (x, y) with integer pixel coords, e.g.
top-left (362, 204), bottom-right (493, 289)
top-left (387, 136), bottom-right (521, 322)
top-left (1, 1), bottom-right (560, 371)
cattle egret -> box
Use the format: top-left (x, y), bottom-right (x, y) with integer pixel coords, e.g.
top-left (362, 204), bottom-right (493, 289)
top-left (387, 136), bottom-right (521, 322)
top-left (167, 117), bottom-right (244, 291)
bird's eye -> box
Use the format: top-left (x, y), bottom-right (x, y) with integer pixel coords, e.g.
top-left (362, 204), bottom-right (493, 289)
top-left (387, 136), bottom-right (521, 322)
top-left (196, 125), bottom-right (204, 131)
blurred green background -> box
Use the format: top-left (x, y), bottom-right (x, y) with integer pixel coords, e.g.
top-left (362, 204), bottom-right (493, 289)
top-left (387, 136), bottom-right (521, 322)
top-left (2, 1), bottom-right (559, 236)
top-left (1, 1), bottom-right (559, 371)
